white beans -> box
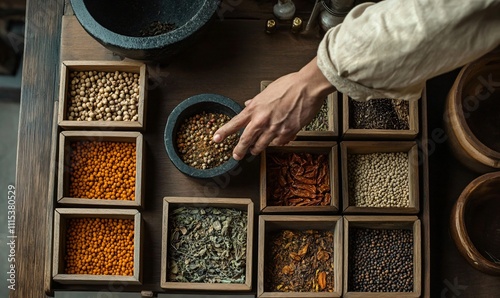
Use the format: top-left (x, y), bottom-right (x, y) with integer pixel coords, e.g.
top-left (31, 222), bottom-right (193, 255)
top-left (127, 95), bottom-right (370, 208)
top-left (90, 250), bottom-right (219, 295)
top-left (347, 152), bottom-right (410, 208)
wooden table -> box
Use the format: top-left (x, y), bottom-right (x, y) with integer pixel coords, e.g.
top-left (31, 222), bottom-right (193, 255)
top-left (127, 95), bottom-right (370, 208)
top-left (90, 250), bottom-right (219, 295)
top-left (14, 0), bottom-right (500, 297)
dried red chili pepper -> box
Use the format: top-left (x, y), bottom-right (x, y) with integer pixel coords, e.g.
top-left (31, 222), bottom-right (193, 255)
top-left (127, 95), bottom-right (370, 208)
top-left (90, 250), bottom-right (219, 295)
top-left (267, 152), bottom-right (331, 206)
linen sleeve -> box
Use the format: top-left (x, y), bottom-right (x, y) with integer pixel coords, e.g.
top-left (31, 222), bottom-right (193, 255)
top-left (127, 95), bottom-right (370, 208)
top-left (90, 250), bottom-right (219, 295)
top-left (317, 0), bottom-right (500, 101)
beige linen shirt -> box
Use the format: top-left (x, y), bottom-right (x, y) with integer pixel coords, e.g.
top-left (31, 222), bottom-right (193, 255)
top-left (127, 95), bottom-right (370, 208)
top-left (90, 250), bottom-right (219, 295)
top-left (317, 0), bottom-right (500, 101)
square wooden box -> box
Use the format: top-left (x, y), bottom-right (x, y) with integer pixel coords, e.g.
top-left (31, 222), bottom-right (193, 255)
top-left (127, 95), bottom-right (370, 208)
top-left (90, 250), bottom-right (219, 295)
top-left (58, 60), bottom-right (147, 130)
top-left (260, 141), bottom-right (339, 213)
top-left (52, 208), bottom-right (142, 285)
top-left (161, 197), bottom-right (254, 291)
top-left (57, 131), bottom-right (144, 207)
top-left (258, 215), bottom-right (343, 297)
top-left (341, 141), bottom-right (419, 214)
top-left (342, 94), bottom-right (419, 139)
top-left (343, 216), bottom-right (421, 297)
top-left (261, 81), bottom-right (338, 139)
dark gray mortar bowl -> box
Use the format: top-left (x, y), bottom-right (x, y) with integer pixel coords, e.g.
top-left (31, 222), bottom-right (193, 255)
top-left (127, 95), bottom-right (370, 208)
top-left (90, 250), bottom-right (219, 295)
top-left (164, 94), bottom-right (242, 179)
top-left (71, 0), bottom-right (220, 61)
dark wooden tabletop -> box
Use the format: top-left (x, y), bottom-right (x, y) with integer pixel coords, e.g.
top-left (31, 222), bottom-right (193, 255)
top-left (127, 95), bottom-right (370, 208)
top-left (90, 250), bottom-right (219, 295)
top-left (14, 0), bottom-right (500, 297)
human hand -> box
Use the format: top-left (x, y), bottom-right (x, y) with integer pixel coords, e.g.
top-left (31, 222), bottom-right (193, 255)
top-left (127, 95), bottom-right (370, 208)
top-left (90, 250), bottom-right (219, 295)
top-left (213, 57), bottom-right (335, 160)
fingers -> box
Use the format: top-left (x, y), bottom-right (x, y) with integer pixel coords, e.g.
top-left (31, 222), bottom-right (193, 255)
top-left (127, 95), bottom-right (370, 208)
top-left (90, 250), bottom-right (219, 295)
top-left (213, 111), bottom-right (249, 143)
top-left (269, 134), bottom-right (295, 147)
top-left (231, 126), bottom-right (260, 160)
top-left (249, 131), bottom-right (277, 156)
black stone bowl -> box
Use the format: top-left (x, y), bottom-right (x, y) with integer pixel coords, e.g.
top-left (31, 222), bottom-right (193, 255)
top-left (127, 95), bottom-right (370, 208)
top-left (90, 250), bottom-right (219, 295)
top-left (71, 0), bottom-right (220, 61)
top-left (164, 94), bottom-right (242, 179)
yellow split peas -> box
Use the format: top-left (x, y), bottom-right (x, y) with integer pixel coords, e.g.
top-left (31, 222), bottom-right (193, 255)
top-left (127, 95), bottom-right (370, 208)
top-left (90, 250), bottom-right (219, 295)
top-left (69, 141), bottom-right (136, 200)
top-left (64, 218), bottom-right (135, 276)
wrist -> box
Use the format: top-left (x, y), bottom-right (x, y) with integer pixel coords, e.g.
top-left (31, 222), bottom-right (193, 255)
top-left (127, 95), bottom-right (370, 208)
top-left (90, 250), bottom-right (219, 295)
top-left (297, 57), bottom-right (336, 98)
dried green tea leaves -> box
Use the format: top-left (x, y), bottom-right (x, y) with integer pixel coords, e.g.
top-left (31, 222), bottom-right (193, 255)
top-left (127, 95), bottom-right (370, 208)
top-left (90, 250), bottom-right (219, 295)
top-left (167, 207), bottom-right (247, 284)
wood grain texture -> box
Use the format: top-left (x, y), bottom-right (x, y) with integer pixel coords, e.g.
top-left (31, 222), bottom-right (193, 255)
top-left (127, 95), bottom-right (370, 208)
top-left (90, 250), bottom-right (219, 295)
top-left (13, 0), bottom-right (64, 297)
top-left (44, 101), bottom-right (60, 296)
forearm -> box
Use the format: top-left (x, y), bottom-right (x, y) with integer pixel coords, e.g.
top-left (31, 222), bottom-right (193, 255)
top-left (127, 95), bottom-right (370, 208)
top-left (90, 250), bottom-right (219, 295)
top-left (297, 57), bottom-right (337, 100)
top-left (317, 0), bottom-right (500, 101)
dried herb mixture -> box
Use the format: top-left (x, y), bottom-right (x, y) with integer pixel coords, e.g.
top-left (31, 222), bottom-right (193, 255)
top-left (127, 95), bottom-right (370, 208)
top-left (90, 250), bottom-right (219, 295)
top-left (266, 229), bottom-right (335, 292)
top-left (167, 207), bottom-right (247, 284)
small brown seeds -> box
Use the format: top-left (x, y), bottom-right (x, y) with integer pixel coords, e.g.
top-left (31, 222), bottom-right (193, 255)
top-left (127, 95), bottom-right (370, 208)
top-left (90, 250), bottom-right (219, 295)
top-left (176, 112), bottom-right (238, 169)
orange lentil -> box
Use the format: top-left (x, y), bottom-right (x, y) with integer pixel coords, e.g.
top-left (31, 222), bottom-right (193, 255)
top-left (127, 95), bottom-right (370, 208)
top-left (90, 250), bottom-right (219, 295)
top-left (68, 141), bottom-right (136, 200)
top-left (64, 217), bottom-right (135, 276)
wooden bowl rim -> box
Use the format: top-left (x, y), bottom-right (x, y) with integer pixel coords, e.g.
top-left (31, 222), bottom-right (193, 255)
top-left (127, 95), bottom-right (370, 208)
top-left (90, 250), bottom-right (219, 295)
top-left (451, 54), bottom-right (500, 162)
top-left (450, 171), bottom-right (500, 275)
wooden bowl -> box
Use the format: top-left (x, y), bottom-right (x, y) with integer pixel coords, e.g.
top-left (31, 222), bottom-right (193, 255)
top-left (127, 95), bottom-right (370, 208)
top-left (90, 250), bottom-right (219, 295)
top-left (450, 171), bottom-right (500, 275)
top-left (444, 52), bottom-right (500, 173)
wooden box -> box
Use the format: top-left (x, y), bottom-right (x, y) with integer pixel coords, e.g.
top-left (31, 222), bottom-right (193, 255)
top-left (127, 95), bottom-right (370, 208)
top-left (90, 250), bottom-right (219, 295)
top-left (342, 94), bottom-right (419, 139)
top-left (260, 141), bottom-right (339, 213)
top-left (341, 141), bottom-right (419, 214)
top-left (52, 208), bottom-right (142, 285)
top-left (161, 197), bottom-right (254, 291)
top-left (58, 60), bottom-right (147, 130)
top-left (258, 215), bottom-right (343, 297)
top-left (57, 131), bottom-right (144, 207)
top-left (343, 216), bottom-right (421, 297)
top-left (261, 81), bottom-right (338, 139)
